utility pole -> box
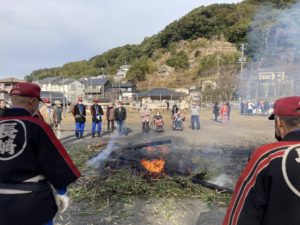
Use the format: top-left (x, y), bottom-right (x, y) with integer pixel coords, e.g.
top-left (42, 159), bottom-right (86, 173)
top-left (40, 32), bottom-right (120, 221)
top-left (62, 76), bottom-right (66, 117)
top-left (217, 55), bottom-right (222, 76)
top-left (238, 43), bottom-right (247, 79)
top-left (238, 43), bottom-right (247, 100)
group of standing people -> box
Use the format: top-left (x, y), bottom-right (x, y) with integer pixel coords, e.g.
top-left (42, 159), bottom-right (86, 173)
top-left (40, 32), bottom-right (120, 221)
top-left (240, 100), bottom-right (271, 116)
top-left (71, 97), bottom-right (127, 138)
top-left (39, 98), bottom-right (63, 139)
top-left (213, 102), bottom-right (231, 125)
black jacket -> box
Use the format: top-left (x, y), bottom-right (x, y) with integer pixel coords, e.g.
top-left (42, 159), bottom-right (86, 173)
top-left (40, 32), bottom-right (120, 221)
top-left (0, 107), bottom-right (7, 116)
top-left (90, 104), bottom-right (104, 122)
top-left (223, 129), bottom-right (300, 225)
top-left (72, 103), bottom-right (86, 123)
top-left (0, 108), bottom-right (80, 225)
top-left (114, 107), bottom-right (126, 121)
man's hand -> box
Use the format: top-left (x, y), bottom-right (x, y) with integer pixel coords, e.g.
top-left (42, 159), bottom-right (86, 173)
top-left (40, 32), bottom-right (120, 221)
top-left (55, 194), bottom-right (69, 213)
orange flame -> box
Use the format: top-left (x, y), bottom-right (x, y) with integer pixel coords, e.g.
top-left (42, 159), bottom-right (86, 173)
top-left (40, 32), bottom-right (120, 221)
top-left (140, 159), bottom-right (165, 173)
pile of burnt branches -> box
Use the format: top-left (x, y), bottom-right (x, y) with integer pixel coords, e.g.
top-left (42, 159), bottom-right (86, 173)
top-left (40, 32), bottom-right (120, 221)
top-left (69, 169), bottom-right (231, 210)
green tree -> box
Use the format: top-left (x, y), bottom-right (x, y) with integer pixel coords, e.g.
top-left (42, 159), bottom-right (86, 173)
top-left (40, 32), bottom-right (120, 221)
top-left (126, 58), bottom-right (155, 82)
top-left (166, 51), bottom-right (190, 70)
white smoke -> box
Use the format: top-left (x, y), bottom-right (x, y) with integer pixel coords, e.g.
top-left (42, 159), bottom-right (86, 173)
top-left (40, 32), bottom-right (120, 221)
top-left (86, 133), bottom-right (118, 168)
top-left (241, 2), bottom-right (300, 100)
top-left (210, 174), bottom-right (233, 187)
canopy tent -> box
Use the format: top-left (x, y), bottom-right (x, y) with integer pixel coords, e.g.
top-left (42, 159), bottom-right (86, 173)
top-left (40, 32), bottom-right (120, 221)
top-left (137, 88), bottom-right (185, 100)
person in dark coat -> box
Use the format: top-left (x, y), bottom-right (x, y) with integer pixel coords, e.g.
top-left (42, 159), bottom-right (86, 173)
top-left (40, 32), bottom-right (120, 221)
top-left (223, 96), bottom-right (300, 225)
top-left (90, 98), bottom-right (104, 138)
top-left (71, 97), bottom-right (86, 138)
top-left (166, 100), bottom-right (170, 111)
top-left (213, 103), bottom-right (220, 121)
top-left (0, 82), bottom-right (80, 225)
top-left (226, 102), bottom-right (231, 121)
top-left (106, 103), bottom-right (115, 131)
top-left (114, 101), bottom-right (127, 135)
top-left (240, 101), bottom-right (245, 115)
top-left (171, 104), bottom-right (179, 117)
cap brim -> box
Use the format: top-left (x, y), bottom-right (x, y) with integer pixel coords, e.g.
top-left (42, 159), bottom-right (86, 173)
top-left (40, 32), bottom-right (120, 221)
top-left (268, 114), bottom-right (275, 120)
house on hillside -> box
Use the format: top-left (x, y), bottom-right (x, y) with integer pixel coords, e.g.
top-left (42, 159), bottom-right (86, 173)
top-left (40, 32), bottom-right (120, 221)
top-left (35, 77), bottom-right (62, 92)
top-left (0, 77), bottom-right (25, 101)
top-left (201, 80), bottom-right (217, 91)
top-left (40, 91), bottom-right (67, 105)
top-left (114, 65), bottom-right (130, 81)
top-left (83, 77), bottom-right (112, 101)
top-left (51, 78), bottom-right (84, 103)
top-left (112, 81), bottom-right (137, 103)
top-left (35, 77), bottom-right (84, 103)
top-left (157, 65), bottom-right (173, 77)
top-left (189, 87), bottom-right (202, 104)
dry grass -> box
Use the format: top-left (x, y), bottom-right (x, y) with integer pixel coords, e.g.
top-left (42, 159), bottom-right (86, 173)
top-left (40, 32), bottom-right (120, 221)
top-left (66, 145), bottom-right (231, 211)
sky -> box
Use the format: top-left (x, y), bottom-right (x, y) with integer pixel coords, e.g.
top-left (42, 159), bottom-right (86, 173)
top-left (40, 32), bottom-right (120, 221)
top-left (0, 0), bottom-right (241, 79)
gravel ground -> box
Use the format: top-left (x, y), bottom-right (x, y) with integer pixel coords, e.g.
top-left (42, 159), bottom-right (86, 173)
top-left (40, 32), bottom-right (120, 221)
top-left (55, 108), bottom-right (275, 225)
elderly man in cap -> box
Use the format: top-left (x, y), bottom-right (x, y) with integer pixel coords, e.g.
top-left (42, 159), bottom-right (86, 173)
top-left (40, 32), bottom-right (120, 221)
top-left (90, 98), bottom-right (104, 138)
top-left (53, 100), bottom-right (63, 139)
top-left (71, 96), bottom-right (86, 139)
top-left (39, 98), bottom-right (54, 127)
top-left (223, 96), bottom-right (300, 225)
top-left (0, 82), bottom-right (80, 225)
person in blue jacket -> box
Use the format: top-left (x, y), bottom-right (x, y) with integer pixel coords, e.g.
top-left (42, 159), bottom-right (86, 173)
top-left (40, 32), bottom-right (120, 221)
top-left (90, 98), bottom-right (104, 138)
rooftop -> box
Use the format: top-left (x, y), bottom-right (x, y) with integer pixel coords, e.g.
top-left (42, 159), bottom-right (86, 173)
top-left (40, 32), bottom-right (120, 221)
top-left (0, 77), bottom-right (25, 83)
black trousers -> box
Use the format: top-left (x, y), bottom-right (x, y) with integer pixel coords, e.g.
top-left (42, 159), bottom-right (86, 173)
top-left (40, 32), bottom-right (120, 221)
top-left (107, 120), bottom-right (114, 131)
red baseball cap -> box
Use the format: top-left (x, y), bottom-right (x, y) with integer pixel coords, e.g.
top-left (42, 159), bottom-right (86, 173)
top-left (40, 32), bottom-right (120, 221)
top-left (93, 98), bottom-right (98, 103)
top-left (269, 96), bottom-right (300, 120)
top-left (10, 82), bottom-right (42, 101)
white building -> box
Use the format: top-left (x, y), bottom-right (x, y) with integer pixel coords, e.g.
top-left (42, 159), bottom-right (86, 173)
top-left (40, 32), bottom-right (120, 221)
top-left (35, 77), bottom-right (84, 103)
top-left (114, 65), bottom-right (130, 81)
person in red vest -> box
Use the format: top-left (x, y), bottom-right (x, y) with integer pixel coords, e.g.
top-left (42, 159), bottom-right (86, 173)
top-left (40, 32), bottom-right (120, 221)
top-left (0, 82), bottom-right (80, 225)
top-left (220, 103), bottom-right (228, 125)
top-left (223, 96), bottom-right (300, 225)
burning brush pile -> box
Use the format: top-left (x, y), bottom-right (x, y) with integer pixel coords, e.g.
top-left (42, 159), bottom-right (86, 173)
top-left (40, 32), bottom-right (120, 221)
top-left (68, 139), bottom-right (233, 211)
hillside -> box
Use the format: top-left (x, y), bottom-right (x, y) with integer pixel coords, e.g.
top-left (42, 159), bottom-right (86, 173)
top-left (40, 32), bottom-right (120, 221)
top-left (25, 0), bottom-right (297, 91)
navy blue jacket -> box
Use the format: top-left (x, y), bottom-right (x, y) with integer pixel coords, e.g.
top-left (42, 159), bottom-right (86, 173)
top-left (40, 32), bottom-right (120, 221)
top-left (0, 108), bottom-right (80, 225)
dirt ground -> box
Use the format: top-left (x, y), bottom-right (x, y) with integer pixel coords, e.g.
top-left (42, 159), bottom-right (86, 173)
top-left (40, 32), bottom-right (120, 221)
top-left (55, 107), bottom-right (275, 225)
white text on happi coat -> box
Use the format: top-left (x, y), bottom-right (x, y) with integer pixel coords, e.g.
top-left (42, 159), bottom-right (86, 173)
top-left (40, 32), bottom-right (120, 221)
top-left (0, 123), bottom-right (18, 155)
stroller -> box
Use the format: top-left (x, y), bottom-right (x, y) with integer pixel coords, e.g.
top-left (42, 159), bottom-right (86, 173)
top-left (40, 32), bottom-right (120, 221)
top-left (172, 113), bottom-right (184, 131)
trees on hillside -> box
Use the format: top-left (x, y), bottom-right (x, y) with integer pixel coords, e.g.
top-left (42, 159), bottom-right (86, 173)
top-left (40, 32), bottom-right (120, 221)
top-left (26, 0), bottom-right (299, 85)
top-left (166, 51), bottom-right (190, 70)
top-left (126, 57), bottom-right (155, 82)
